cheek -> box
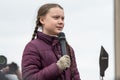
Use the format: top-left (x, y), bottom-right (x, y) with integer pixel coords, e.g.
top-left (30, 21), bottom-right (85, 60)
top-left (47, 20), bottom-right (57, 27)
top-left (43, 18), bottom-right (57, 28)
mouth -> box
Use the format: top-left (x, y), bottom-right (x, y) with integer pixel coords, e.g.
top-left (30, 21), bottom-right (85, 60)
top-left (56, 26), bottom-right (63, 30)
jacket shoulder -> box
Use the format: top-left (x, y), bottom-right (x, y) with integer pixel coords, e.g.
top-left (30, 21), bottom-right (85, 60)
top-left (27, 39), bottom-right (50, 51)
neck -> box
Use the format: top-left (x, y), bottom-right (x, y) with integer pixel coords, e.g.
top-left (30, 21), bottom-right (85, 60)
top-left (42, 31), bottom-right (58, 37)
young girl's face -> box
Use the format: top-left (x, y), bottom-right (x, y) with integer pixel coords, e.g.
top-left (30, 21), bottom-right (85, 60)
top-left (40, 7), bottom-right (64, 36)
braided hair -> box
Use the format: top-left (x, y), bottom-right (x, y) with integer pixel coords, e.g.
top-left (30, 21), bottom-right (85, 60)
top-left (31, 20), bottom-right (39, 40)
top-left (66, 43), bottom-right (75, 80)
top-left (31, 3), bottom-right (63, 40)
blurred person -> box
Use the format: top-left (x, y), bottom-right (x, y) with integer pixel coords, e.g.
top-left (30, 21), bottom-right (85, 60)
top-left (0, 62), bottom-right (22, 80)
top-left (22, 3), bottom-right (81, 80)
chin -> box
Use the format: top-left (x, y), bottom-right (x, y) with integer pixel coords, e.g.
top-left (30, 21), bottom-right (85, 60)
top-left (53, 30), bottom-right (62, 35)
top-left (57, 30), bottom-right (63, 33)
top-left (56, 31), bottom-right (62, 35)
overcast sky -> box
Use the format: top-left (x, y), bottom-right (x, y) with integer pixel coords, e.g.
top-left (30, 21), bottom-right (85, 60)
top-left (0, 0), bottom-right (114, 80)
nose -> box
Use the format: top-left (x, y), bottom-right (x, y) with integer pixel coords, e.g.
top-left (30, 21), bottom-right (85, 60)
top-left (58, 18), bottom-right (64, 24)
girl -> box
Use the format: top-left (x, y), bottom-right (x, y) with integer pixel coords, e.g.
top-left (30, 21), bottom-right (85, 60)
top-left (22, 3), bottom-right (81, 80)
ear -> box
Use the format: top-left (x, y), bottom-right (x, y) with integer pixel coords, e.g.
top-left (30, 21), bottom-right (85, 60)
top-left (39, 16), bottom-right (45, 25)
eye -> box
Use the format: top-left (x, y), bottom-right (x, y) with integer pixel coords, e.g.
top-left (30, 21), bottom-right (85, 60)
top-left (62, 17), bottom-right (64, 21)
top-left (53, 16), bottom-right (59, 20)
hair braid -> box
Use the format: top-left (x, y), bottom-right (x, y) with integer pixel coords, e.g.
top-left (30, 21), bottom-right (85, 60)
top-left (31, 20), bottom-right (39, 40)
top-left (66, 43), bottom-right (75, 80)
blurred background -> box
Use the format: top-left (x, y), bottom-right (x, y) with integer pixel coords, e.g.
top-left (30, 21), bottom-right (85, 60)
top-left (0, 0), bottom-right (114, 80)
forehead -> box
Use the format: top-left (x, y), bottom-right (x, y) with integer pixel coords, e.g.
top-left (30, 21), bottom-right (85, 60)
top-left (47, 7), bottom-right (64, 16)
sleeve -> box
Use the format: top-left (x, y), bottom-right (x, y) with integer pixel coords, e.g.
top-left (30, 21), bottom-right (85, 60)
top-left (70, 47), bottom-right (81, 80)
top-left (22, 42), bottom-right (60, 80)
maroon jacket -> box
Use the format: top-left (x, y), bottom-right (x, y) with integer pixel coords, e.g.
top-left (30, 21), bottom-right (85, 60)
top-left (22, 32), bottom-right (81, 80)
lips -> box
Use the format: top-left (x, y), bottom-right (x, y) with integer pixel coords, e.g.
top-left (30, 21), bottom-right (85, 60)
top-left (56, 26), bottom-right (63, 30)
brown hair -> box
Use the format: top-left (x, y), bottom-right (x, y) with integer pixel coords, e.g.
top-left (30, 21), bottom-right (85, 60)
top-left (31, 3), bottom-right (63, 40)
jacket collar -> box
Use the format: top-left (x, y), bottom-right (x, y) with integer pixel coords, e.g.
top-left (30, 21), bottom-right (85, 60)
top-left (37, 31), bottom-right (59, 46)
